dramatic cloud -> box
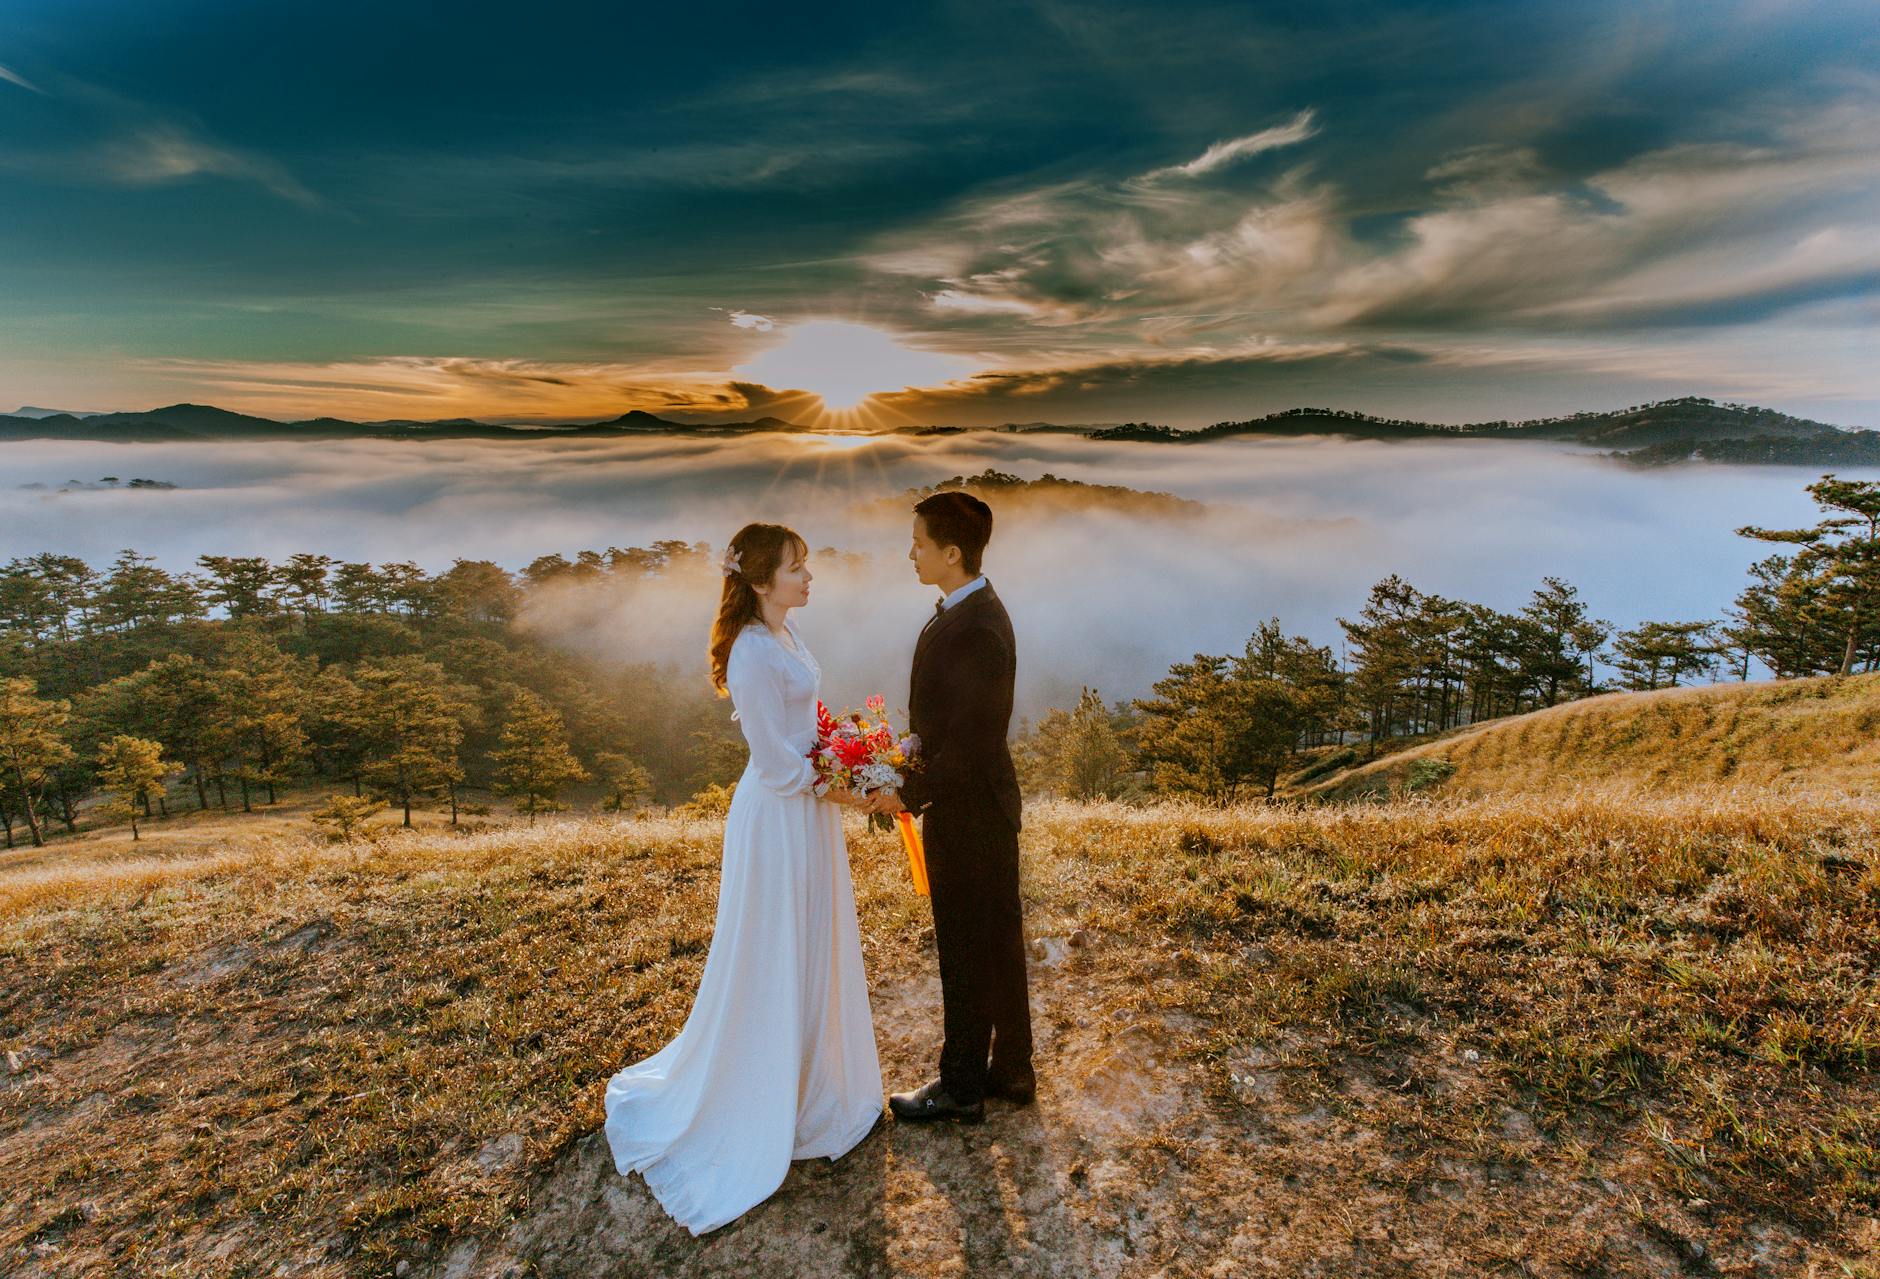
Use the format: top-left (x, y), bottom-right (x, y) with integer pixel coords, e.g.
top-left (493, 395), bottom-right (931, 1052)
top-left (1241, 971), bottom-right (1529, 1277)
top-left (0, 0), bottom-right (1874, 424)
top-left (1314, 104), bottom-right (1880, 329)
top-left (867, 94), bottom-right (1880, 354)
top-left (864, 169), bottom-right (1343, 331)
top-left (120, 355), bottom-right (724, 423)
top-left (1138, 109), bottom-right (1320, 181)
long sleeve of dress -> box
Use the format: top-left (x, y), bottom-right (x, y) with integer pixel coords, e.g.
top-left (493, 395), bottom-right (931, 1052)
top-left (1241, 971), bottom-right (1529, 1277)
top-left (726, 634), bottom-right (821, 798)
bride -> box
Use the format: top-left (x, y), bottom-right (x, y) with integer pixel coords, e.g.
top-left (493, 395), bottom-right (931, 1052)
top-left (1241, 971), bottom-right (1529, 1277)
top-left (603, 522), bottom-right (884, 1235)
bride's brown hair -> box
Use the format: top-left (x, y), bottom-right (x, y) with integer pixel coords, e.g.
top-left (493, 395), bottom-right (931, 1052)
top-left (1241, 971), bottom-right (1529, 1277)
top-left (709, 522), bottom-right (810, 697)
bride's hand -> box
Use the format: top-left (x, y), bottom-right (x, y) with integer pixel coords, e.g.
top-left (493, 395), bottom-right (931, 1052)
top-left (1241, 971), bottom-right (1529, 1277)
top-left (822, 783), bottom-right (862, 807)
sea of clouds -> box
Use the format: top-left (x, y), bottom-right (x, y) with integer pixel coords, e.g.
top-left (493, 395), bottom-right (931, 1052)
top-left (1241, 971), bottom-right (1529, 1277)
top-left (2, 431), bottom-right (1869, 719)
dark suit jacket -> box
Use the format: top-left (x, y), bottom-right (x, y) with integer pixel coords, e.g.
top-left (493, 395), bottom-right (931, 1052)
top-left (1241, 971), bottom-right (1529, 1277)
top-left (898, 580), bottom-right (1023, 832)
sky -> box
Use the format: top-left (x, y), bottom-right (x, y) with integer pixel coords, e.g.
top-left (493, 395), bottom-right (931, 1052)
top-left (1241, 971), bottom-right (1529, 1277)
top-left (1, 0), bottom-right (1876, 428)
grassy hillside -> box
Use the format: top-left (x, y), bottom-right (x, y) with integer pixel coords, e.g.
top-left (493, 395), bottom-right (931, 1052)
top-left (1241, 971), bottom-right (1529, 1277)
top-left (4, 789), bottom-right (1877, 1277)
top-left (1301, 672), bottom-right (1880, 803)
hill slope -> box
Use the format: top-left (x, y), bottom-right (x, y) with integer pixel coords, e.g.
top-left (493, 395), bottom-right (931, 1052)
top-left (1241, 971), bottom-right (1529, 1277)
top-left (4, 792), bottom-right (1877, 1276)
top-left (1301, 671), bottom-right (1880, 802)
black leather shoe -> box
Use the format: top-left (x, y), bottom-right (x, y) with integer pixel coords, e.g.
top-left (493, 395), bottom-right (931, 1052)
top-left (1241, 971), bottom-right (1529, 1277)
top-left (985, 1073), bottom-right (1036, 1105)
top-left (888, 1079), bottom-right (984, 1124)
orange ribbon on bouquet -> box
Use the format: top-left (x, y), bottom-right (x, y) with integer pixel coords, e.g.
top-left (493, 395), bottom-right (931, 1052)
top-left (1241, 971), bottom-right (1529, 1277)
top-left (894, 810), bottom-right (929, 896)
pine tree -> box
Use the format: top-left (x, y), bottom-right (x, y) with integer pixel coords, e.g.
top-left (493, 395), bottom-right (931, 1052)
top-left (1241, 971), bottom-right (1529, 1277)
top-left (0, 677), bottom-right (74, 847)
top-left (22, 553), bottom-right (99, 647)
top-left (303, 667), bottom-right (369, 793)
top-left (0, 558), bottom-right (63, 646)
top-left (1339, 575), bottom-right (1424, 748)
top-left (0, 771), bottom-right (21, 849)
top-left (435, 559), bottom-right (521, 625)
top-left (196, 555), bottom-right (279, 618)
top-left (687, 722), bottom-right (749, 794)
top-left (1609, 620), bottom-right (1721, 690)
top-left (309, 793), bottom-right (388, 842)
top-left (1713, 605), bottom-right (1759, 681)
top-left (1022, 687), bottom-right (1138, 801)
top-left (1738, 475), bottom-right (1880, 676)
top-left (1238, 618), bottom-right (1345, 747)
top-left (220, 633), bottom-right (311, 808)
top-left (492, 689), bottom-right (588, 822)
top-left (1517, 576), bottom-right (1610, 706)
top-left (275, 553), bottom-right (335, 615)
top-left (96, 548), bottom-right (203, 634)
top-left (596, 752), bottom-right (655, 812)
top-left (377, 561), bottom-right (435, 620)
top-left (331, 562), bottom-right (384, 614)
top-left (88, 653), bottom-right (232, 810)
top-left (1132, 655), bottom-right (1245, 800)
top-left (354, 656), bottom-right (477, 827)
top-left (1728, 553), bottom-right (1833, 677)
top-left (1456, 604), bottom-right (1525, 723)
top-left (96, 735), bottom-right (173, 840)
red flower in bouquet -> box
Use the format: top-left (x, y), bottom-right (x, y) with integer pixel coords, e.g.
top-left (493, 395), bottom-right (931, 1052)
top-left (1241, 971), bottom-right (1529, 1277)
top-left (808, 697), bottom-right (920, 819)
top-left (807, 697), bottom-right (929, 895)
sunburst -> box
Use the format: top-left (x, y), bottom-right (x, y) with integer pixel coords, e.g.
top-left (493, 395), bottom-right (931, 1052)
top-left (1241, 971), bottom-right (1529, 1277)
top-left (733, 319), bottom-right (975, 419)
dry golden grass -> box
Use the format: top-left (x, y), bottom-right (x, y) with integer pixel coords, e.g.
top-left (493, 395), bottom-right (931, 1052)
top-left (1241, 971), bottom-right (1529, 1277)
top-left (0, 809), bottom-right (933, 1276)
top-left (4, 780), bottom-right (1877, 1276)
top-left (1304, 670), bottom-right (1880, 801)
top-left (0, 791), bottom-right (473, 920)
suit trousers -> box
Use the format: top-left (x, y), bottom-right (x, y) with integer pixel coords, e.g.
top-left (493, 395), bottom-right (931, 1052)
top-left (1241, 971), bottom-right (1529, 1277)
top-left (922, 801), bottom-right (1033, 1103)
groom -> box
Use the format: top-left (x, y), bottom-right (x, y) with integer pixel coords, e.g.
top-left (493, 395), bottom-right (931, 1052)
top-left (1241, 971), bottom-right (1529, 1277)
top-left (867, 490), bottom-right (1034, 1123)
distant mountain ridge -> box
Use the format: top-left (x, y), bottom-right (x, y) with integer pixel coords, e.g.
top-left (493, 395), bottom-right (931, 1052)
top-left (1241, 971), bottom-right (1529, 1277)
top-left (3, 395), bottom-right (1874, 466)
top-left (1086, 396), bottom-right (1880, 464)
top-left (0, 403), bottom-right (810, 444)
top-left (11, 405), bottom-right (103, 419)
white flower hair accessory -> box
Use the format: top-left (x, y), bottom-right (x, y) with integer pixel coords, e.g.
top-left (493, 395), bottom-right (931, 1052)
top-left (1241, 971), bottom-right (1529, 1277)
top-left (720, 546), bottom-right (743, 578)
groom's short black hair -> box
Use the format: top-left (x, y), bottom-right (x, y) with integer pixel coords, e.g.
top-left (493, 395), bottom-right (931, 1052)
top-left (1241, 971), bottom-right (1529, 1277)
top-left (913, 490), bottom-right (992, 575)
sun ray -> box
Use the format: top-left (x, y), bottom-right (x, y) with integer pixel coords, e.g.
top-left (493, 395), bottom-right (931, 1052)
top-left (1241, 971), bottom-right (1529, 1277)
top-left (732, 320), bottom-right (976, 417)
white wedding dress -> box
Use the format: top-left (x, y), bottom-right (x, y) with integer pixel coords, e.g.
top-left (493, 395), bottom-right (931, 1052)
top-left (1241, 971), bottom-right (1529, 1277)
top-left (603, 613), bottom-right (883, 1235)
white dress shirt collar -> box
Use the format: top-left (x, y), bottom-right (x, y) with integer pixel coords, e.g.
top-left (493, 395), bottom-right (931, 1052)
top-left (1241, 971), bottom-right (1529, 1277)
top-left (940, 574), bottom-right (988, 611)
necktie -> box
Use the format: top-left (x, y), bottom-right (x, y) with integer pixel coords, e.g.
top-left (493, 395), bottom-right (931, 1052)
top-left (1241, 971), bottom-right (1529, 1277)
top-left (921, 598), bottom-right (945, 634)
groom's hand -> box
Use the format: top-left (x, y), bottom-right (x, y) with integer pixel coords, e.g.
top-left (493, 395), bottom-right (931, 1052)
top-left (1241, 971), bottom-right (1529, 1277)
top-left (870, 788), bottom-right (907, 815)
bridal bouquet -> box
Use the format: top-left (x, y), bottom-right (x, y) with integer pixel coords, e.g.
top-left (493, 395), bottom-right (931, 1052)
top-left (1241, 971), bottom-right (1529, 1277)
top-left (808, 696), bottom-right (929, 894)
